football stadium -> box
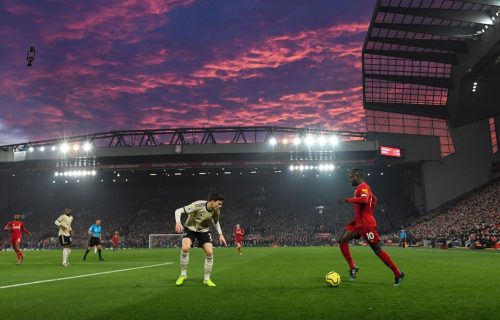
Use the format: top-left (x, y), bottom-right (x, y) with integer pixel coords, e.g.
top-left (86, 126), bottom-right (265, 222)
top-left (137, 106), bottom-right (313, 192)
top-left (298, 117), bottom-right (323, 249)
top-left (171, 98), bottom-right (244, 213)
top-left (0, 1), bottom-right (499, 320)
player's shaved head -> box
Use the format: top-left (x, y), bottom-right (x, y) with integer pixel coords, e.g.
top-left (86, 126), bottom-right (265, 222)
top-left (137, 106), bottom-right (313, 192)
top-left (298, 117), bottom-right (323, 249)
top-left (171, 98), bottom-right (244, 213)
top-left (349, 169), bottom-right (364, 186)
top-left (350, 168), bottom-right (364, 178)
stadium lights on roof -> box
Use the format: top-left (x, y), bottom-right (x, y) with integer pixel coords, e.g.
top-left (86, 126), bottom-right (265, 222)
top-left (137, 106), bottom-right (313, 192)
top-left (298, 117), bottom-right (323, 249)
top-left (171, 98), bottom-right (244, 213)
top-left (317, 136), bottom-right (326, 146)
top-left (28, 146), bottom-right (34, 152)
top-left (282, 138), bottom-right (288, 145)
top-left (289, 165), bottom-right (294, 171)
top-left (72, 144), bottom-right (80, 151)
top-left (60, 143), bottom-right (69, 153)
top-left (51, 146), bottom-right (56, 151)
top-left (269, 137), bottom-right (277, 146)
top-left (83, 141), bottom-right (92, 152)
top-left (305, 135), bottom-right (314, 146)
top-left (330, 136), bottom-right (339, 146)
top-left (39, 146), bottom-right (45, 152)
top-left (293, 137), bottom-right (301, 145)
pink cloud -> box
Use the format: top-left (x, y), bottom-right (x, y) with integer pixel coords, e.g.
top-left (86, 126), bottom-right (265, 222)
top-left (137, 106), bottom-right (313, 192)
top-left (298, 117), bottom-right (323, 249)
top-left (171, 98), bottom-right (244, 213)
top-left (135, 86), bottom-right (366, 132)
top-left (42, 0), bottom-right (195, 43)
top-left (136, 49), bottom-right (170, 66)
top-left (3, 1), bottom-right (42, 17)
top-left (193, 22), bottom-right (368, 80)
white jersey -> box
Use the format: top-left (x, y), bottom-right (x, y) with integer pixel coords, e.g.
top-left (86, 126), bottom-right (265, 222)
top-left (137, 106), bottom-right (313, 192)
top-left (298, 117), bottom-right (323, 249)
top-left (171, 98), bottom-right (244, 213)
top-left (56, 214), bottom-right (73, 237)
top-left (183, 200), bottom-right (221, 233)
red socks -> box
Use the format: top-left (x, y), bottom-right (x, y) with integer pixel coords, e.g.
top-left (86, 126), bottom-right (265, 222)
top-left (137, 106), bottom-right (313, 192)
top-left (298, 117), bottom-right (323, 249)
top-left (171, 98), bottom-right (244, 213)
top-left (377, 249), bottom-right (400, 277)
top-left (339, 242), bottom-right (355, 269)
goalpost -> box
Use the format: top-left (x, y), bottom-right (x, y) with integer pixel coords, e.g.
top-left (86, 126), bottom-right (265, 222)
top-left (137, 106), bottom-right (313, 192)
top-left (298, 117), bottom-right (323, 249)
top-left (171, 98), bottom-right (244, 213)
top-left (148, 234), bottom-right (183, 249)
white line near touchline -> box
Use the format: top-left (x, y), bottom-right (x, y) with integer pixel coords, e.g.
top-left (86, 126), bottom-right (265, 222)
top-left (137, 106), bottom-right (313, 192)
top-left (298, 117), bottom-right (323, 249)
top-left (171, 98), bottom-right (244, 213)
top-left (0, 261), bottom-right (172, 265)
top-left (0, 262), bottom-right (173, 289)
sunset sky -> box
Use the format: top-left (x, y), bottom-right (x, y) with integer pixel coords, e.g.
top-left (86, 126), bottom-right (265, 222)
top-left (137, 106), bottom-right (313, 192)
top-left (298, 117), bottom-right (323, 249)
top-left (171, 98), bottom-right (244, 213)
top-left (0, 0), bottom-right (375, 145)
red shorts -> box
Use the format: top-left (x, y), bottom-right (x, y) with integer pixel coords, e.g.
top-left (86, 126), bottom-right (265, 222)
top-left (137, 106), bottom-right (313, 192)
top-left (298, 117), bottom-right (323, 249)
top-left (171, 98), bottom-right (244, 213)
top-left (235, 240), bottom-right (243, 246)
top-left (113, 241), bottom-right (119, 247)
top-left (345, 223), bottom-right (380, 245)
top-left (10, 238), bottom-right (21, 247)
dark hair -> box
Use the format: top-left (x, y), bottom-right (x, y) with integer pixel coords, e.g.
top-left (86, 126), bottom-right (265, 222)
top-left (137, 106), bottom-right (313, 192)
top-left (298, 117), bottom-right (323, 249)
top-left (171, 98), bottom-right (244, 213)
top-left (351, 168), bottom-right (364, 178)
top-left (65, 206), bottom-right (72, 210)
top-left (208, 192), bottom-right (224, 202)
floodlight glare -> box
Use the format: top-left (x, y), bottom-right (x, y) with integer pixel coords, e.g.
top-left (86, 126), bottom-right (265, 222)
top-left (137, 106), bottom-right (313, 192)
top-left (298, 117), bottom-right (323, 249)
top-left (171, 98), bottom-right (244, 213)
top-left (60, 143), bottom-right (69, 153)
top-left (305, 135), bottom-right (314, 146)
top-left (289, 165), bottom-right (294, 171)
top-left (318, 136), bottom-right (326, 146)
top-left (269, 137), bottom-right (277, 146)
top-left (39, 146), bottom-right (45, 152)
top-left (51, 146), bottom-right (56, 151)
top-left (28, 147), bottom-right (34, 152)
top-left (83, 142), bottom-right (92, 152)
top-left (293, 137), bottom-right (301, 145)
top-left (330, 136), bottom-right (339, 146)
top-left (72, 144), bottom-right (80, 152)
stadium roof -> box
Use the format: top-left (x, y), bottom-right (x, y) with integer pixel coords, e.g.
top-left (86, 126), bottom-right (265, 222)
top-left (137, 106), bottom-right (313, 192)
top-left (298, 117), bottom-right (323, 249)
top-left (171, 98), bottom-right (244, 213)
top-left (0, 126), bottom-right (366, 152)
top-left (363, 0), bottom-right (500, 126)
top-left (0, 127), bottom-right (380, 171)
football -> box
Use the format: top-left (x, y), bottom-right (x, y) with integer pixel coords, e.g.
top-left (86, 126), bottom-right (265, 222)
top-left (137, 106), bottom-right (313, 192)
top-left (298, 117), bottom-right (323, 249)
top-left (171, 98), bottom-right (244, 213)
top-left (325, 271), bottom-right (341, 287)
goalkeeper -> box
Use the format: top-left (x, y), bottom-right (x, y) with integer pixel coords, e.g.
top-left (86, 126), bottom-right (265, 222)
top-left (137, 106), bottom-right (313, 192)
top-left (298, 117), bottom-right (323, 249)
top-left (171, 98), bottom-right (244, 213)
top-left (174, 192), bottom-right (227, 287)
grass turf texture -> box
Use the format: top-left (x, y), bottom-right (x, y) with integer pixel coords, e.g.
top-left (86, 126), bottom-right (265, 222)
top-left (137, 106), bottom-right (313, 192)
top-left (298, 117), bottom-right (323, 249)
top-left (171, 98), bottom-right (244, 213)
top-left (0, 247), bottom-right (498, 320)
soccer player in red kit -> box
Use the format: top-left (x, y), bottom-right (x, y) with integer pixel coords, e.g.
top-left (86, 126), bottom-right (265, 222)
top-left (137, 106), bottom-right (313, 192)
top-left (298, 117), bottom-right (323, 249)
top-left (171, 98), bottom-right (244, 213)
top-left (112, 231), bottom-right (119, 251)
top-left (337, 169), bottom-right (405, 286)
top-left (3, 214), bottom-right (31, 264)
top-left (234, 224), bottom-right (244, 256)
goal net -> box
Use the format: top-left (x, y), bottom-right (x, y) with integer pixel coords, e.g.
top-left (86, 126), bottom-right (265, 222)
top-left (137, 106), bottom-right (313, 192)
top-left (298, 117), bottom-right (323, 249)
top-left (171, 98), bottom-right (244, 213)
top-left (148, 234), bottom-right (183, 249)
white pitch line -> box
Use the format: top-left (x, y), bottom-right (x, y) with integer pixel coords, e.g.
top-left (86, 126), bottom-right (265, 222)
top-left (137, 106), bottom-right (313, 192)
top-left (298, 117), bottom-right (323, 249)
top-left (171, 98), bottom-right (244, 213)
top-left (0, 261), bottom-right (171, 265)
top-left (0, 262), bottom-right (173, 289)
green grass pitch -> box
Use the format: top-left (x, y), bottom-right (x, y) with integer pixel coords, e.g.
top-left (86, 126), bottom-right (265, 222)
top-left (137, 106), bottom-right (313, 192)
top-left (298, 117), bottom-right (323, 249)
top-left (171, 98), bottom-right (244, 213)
top-left (0, 247), bottom-right (498, 320)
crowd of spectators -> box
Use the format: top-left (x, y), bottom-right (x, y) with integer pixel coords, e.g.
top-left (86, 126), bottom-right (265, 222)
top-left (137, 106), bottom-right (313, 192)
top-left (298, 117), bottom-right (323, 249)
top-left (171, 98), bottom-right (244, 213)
top-left (386, 179), bottom-right (499, 249)
top-left (28, 166), bottom-right (500, 252)
top-left (1, 170), bottom-right (420, 249)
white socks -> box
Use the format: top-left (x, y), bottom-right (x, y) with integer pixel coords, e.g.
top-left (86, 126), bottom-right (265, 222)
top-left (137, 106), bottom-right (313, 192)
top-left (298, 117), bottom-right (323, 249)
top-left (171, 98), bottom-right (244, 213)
top-left (180, 252), bottom-right (189, 276)
top-left (62, 247), bottom-right (71, 264)
top-left (179, 252), bottom-right (213, 280)
top-left (204, 255), bottom-right (214, 281)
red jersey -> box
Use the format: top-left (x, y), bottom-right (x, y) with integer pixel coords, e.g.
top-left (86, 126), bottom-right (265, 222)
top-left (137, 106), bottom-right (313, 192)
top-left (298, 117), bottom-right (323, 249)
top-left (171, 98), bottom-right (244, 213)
top-left (113, 235), bottom-right (119, 243)
top-left (4, 221), bottom-right (30, 239)
top-left (234, 228), bottom-right (244, 241)
top-left (346, 182), bottom-right (377, 227)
